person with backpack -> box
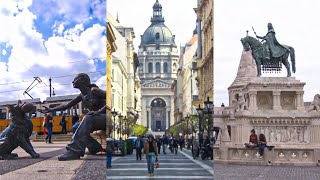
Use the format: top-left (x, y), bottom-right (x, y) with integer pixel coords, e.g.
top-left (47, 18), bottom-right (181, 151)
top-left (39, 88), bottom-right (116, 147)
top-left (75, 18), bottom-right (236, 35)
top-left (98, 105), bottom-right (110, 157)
top-left (45, 113), bottom-right (53, 144)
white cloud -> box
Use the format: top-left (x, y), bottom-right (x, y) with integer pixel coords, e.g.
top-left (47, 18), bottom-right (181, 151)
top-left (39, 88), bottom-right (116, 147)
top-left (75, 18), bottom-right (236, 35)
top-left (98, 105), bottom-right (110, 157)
top-left (0, 0), bottom-right (105, 102)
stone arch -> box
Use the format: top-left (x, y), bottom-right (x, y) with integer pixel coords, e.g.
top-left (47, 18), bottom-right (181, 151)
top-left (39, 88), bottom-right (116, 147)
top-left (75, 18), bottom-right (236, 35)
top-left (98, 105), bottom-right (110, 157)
top-left (163, 62), bottom-right (168, 73)
top-left (148, 62), bottom-right (153, 73)
top-left (150, 98), bottom-right (166, 131)
top-left (156, 62), bottom-right (161, 73)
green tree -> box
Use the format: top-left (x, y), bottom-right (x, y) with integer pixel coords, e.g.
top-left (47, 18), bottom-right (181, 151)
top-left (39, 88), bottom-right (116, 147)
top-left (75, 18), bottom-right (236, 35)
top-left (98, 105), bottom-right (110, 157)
top-left (133, 124), bottom-right (148, 136)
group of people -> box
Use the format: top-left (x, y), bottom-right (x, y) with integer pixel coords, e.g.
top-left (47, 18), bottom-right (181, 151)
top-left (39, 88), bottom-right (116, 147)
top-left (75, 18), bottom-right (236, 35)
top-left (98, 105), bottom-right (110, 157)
top-left (245, 129), bottom-right (267, 158)
top-left (42, 112), bottom-right (81, 144)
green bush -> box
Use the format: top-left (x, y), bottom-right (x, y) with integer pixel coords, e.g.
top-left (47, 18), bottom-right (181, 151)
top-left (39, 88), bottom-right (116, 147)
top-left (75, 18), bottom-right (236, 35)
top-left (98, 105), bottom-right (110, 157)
top-left (126, 139), bottom-right (135, 155)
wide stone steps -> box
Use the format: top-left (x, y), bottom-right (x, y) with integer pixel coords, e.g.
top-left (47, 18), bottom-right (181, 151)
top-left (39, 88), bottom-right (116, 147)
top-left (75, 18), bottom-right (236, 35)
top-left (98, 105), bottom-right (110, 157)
top-left (32, 134), bottom-right (73, 142)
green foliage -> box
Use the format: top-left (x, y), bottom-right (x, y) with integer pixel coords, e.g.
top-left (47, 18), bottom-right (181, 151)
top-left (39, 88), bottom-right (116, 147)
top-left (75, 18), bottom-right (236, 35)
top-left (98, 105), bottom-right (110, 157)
top-left (133, 124), bottom-right (148, 136)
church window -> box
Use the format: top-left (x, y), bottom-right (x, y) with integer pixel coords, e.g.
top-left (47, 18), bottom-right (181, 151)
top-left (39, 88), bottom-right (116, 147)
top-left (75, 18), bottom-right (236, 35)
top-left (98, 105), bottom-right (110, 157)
top-left (163, 62), bottom-right (168, 73)
top-left (156, 62), bottom-right (161, 73)
top-left (155, 32), bottom-right (160, 40)
top-left (148, 62), bottom-right (153, 73)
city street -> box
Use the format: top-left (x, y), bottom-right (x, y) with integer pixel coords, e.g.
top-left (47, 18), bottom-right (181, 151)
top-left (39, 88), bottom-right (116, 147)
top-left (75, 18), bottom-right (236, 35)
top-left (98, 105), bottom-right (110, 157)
top-left (107, 148), bottom-right (213, 179)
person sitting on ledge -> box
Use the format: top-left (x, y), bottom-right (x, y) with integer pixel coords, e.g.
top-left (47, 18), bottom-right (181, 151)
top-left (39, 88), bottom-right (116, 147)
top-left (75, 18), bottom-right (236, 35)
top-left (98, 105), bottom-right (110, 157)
top-left (258, 133), bottom-right (267, 159)
top-left (244, 129), bottom-right (258, 148)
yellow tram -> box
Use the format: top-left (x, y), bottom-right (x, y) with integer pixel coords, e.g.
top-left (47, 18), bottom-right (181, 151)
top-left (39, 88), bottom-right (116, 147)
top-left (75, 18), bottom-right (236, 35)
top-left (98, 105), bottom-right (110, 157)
top-left (0, 95), bottom-right (86, 134)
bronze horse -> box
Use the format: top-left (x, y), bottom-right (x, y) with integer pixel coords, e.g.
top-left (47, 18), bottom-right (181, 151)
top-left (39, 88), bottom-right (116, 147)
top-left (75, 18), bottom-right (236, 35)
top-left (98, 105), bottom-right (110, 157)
top-left (241, 36), bottom-right (295, 77)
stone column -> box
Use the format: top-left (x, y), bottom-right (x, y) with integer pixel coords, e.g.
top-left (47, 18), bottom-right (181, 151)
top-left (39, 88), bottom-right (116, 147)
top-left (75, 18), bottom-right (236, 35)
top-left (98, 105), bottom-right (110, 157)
top-left (148, 107), bottom-right (152, 131)
top-left (273, 91), bottom-right (281, 110)
top-left (248, 91), bottom-right (257, 111)
top-left (142, 98), bottom-right (147, 127)
top-left (170, 96), bottom-right (174, 126)
top-left (296, 91), bottom-right (305, 111)
top-left (166, 108), bottom-right (170, 130)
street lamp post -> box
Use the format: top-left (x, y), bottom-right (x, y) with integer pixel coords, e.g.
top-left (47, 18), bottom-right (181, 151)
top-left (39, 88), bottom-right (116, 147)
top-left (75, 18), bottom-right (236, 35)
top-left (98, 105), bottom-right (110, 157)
top-left (118, 113), bottom-right (123, 141)
top-left (111, 108), bottom-right (118, 144)
top-left (185, 114), bottom-right (190, 149)
top-left (204, 97), bottom-right (213, 140)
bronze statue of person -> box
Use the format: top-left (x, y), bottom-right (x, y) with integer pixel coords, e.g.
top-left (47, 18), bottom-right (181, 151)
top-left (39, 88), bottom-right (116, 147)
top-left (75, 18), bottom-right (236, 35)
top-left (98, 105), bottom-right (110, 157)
top-left (39, 73), bottom-right (107, 161)
top-left (255, 23), bottom-right (287, 60)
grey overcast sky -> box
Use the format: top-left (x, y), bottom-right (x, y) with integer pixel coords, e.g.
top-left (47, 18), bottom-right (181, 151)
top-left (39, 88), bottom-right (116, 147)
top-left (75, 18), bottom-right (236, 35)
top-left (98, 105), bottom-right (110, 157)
top-left (107, 0), bottom-right (197, 51)
top-left (215, 0), bottom-right (320, 106)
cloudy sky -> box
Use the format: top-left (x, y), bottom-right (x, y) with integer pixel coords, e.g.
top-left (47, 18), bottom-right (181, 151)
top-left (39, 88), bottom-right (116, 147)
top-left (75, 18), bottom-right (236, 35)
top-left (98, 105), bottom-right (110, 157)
top-left (107, 0), bottom-right (197, 51)
top-left (0, 0), bottom-right (106, 102)
top-left (215, 0), bottom-right (320, 106)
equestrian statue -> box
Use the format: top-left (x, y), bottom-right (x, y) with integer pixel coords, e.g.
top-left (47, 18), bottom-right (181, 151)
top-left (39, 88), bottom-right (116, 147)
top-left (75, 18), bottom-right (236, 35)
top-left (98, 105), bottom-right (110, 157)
top-left (240, 23), bottom-right (296, 77)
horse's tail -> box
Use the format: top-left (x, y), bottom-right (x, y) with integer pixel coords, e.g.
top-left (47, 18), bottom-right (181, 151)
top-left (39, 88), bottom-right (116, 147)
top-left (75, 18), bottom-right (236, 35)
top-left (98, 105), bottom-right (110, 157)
top-left (289, 46), bottom-right (296, 73)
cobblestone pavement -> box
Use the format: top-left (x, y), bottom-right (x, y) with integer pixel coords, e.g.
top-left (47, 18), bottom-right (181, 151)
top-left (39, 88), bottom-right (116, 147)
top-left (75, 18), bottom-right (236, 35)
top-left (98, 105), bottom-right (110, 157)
top-left (214, 163), bottom-right (320, 180)
top-left (107, 147), bottom-right (213, 180)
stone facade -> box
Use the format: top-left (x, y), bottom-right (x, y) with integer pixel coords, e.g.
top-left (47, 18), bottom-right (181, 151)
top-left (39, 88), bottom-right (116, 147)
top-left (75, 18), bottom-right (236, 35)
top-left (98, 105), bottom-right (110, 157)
top-left (195, 0), bottom-right (213, 103)
top-left (106, 22), bottom-right (117, 118)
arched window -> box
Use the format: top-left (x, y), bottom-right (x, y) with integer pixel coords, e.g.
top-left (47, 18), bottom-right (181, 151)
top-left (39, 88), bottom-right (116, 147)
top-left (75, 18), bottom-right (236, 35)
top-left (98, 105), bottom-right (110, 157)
top-left (155, 32), bottom-right (160, 40)
top-left (163, 62), bottom-right (168, 73)
top-left (156, 62), bottom-right (161, 73)
top-left (148, 63), bottom-right (153, 73)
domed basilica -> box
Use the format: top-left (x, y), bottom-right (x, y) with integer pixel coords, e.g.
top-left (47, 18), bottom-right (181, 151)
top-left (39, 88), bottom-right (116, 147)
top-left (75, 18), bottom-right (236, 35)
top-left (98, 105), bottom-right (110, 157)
top-left (138, 0), bottom-right (179, 135)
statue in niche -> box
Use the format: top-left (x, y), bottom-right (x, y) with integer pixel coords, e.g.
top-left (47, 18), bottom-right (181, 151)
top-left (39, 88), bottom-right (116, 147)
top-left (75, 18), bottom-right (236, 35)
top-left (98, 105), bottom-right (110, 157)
top-left (265, 126), bottom-right (270, 141)
top-left (276, 127), bottom-right (281, 142)
top-left (287, 127), bottom-right (292, 142)
top-left (270, 129), bottom-right (276, 142)
top-left (303, 126), bottom-right (309, 143)
top-left (308, 94), bottom-right (320, 112)
top-left (291, 127), bottom-right (298, 142)
top-left (280, 127), bottom-right (287, 142)
top-left (298, 127), bottom-right (304, 143)
top-left (233, 92), bottom-right (248, 112)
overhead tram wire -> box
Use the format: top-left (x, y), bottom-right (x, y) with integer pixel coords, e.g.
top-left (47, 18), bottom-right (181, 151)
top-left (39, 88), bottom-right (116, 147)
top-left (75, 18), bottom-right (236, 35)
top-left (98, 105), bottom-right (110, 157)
top-left (0, 69), bottom-right (105, 86)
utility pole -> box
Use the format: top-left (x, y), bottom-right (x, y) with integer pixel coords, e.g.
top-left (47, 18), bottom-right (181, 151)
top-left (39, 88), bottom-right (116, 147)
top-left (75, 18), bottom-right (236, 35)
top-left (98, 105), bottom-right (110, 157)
top-left (49, 77), bottom-right (52, 97)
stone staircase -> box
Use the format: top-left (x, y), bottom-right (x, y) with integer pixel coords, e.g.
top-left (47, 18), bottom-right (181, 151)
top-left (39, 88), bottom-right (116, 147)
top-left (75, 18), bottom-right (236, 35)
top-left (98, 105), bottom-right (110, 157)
top-left (32, 134), bottom-right (73, 142)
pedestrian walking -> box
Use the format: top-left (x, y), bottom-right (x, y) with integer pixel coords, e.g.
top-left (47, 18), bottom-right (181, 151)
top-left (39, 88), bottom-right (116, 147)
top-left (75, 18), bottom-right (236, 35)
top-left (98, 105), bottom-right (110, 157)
top-left (173, 137), bottom-right (178, 155)
top-left (45, 113), bottom-right (53, 144)
top-left (192, 137), bottom-right (200, 159)
top-left (106, 140), bottom-right (115, 168)
top-left (135, 135), bottom-right (144, 160)
top-left (143, 134), bottom-right (158, 177)
top-left (156, 136), bottom-right (162, 155)
top-left (169, 136), bottom-right (174, 153)
top-left (162, 135), bottom-right (168, 154)
top-left (179, 136), bottom-right (184, 150)
top-left (60, 113), bottom-right (67, 134)
top-left (42, 114), bottom-right (47, 135)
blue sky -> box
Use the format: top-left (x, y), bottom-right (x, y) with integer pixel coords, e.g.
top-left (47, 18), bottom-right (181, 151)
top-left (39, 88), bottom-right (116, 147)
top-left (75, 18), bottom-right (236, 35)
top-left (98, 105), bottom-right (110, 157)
top-left (0, 0), bottom-right (106, 101)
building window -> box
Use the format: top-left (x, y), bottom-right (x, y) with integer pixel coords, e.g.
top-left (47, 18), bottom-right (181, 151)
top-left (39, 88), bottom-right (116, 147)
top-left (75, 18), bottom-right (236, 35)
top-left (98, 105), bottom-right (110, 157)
top-left (148, 62), bottom-right (153, 73)
top-left (156, 44), bottom-right (160, 50)
top-left (163, 62), bottom-right (168, 73)
top-left (155, 32), bottom-right (160, 40)
top-left (156, 62), bottom-right (161, 73)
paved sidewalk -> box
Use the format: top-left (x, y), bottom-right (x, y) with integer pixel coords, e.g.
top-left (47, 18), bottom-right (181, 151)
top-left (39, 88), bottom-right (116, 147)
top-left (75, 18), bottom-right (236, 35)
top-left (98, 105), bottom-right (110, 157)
top-left (0, 141), bottom-right (106, 180)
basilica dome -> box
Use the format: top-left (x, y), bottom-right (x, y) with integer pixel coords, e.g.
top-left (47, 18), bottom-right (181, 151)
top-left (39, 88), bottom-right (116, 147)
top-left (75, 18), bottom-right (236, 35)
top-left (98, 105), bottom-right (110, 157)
top-left (141, 24), bottom-right (174, 45)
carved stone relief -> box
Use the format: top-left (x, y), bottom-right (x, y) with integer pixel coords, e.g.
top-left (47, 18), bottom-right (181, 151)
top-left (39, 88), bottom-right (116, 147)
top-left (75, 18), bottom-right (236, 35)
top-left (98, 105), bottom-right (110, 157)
top-left (253, 126), bottom-right (309, 144)
top-left (280, 92), bottom-right (296, 110)
top-left (257, 92), bottom-right (273, 109)
top-left (142, 80), bottom-right (171, 88)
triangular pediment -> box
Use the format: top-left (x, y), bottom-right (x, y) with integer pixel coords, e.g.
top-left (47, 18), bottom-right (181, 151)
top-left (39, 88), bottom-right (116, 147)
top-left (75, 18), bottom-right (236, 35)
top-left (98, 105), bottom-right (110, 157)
top-left (141, 79), bottom-right (172, 88)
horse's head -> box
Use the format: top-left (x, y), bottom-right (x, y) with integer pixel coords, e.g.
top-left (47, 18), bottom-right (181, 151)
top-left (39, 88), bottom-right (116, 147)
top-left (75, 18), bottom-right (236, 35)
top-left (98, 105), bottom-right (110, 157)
top-left (241, 36), bottom-right (263, 52)
top-left (240, 37), bottom-right (250, 51)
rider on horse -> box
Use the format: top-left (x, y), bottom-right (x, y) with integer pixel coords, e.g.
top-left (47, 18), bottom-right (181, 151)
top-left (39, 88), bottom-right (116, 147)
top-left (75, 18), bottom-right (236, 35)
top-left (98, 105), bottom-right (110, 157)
top-left (255, 23), bottom-right (288, 60)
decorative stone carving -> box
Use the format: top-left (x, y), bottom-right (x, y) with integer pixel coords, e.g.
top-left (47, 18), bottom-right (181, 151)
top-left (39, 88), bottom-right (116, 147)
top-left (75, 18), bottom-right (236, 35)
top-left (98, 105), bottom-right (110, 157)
top-left (142, 80), bottom-right (171, 88)
top-left (252, 125), bottom-right (309, 144)
top-left (307, 94), bottom-right (320, 112)
top-left (257, 92), bottom-right (273, 109)
top-left (280, 92), bottom-right (296, 110)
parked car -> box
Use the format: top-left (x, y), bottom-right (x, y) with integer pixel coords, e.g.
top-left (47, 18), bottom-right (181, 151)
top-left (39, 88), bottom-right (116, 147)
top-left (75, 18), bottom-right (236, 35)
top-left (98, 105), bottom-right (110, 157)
top-left (127, 136), bottom-right (137, 143)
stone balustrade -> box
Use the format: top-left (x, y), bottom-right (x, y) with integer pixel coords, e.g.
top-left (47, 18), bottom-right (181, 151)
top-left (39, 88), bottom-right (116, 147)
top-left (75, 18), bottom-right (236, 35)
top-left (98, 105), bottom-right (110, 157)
top-left (214, 146), bottom-right (320, 166)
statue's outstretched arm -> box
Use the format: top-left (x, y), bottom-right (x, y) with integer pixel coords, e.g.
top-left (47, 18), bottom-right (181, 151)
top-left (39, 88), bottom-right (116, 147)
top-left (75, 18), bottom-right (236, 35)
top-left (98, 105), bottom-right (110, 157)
top-left (256, 35), bottom-right (265, 39)
top-left (39, 95), bottom-right (82, 113)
